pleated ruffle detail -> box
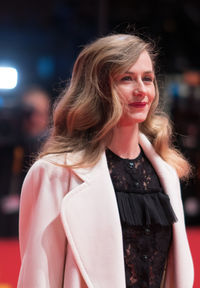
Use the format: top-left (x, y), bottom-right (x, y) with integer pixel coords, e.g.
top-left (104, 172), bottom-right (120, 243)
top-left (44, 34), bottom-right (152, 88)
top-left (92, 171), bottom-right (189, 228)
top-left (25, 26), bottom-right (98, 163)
top-left (115, 189), bottom-right (178, 226)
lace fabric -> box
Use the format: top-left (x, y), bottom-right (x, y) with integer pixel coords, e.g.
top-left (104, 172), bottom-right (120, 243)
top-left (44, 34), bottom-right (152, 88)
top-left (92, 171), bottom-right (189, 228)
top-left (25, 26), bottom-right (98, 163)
top-left (106, 148), bottom-right (176, 288)
top-left (123, 224), bottom-right (171, 288)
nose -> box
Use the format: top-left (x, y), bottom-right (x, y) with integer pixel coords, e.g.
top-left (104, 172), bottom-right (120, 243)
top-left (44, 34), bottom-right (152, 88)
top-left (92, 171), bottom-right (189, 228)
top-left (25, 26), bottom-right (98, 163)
top-left (133, 80), bottom-right (146, 96)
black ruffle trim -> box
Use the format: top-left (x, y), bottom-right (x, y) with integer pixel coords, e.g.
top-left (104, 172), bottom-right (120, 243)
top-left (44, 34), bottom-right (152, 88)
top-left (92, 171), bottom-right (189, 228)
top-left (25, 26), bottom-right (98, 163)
top-left (116, 189), bottom-right (178, 226)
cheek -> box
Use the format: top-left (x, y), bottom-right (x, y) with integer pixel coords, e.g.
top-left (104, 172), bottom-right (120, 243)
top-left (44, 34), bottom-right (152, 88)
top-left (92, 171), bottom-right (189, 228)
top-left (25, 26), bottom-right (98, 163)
top-left (149, 87), bottom-right (156, 103)
top-left (117, 86), bottom-right (130, 102)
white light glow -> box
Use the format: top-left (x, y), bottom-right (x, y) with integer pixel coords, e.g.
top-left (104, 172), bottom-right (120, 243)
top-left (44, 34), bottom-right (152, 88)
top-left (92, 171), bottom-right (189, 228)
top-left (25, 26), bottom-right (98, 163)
top-left (0, 67), bottom-right (18, 89)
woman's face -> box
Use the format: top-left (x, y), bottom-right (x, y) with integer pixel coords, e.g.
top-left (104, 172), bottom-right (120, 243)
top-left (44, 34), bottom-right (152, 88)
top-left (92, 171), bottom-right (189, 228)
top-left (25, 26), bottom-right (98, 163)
top-left (114, 50), bottom-right (155, 127)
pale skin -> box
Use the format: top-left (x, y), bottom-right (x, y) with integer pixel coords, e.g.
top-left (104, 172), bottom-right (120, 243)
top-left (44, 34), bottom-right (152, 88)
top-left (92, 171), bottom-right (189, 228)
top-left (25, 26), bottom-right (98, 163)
top-left (108, 50), bottom-right (156, 159)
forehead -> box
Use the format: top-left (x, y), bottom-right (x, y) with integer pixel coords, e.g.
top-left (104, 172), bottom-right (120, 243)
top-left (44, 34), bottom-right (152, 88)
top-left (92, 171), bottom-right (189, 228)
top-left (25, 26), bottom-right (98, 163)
top-left (128, 50), bottom-right (153, 73)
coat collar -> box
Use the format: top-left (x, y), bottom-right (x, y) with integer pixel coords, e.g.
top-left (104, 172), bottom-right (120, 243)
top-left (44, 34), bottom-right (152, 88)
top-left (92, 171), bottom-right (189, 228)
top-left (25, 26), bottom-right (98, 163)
top-left (68, 133), bottom-right (178, 196)
top-left (60, 133), bottom-right (179, 288)
top-left (61, 151), bottom-right (126, 288)
top-left (138, 134), bottom-right (181, 219)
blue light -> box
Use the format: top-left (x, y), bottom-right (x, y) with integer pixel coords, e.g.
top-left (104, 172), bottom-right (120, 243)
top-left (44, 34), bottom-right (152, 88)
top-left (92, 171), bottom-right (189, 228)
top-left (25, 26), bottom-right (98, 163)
top-left (37, 56), bottom-right (54, 79)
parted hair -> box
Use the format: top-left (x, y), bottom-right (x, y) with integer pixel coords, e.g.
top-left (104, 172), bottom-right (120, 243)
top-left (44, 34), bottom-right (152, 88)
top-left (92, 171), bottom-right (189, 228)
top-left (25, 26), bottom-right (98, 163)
top-left (40, 34), bottom-right (191, 179)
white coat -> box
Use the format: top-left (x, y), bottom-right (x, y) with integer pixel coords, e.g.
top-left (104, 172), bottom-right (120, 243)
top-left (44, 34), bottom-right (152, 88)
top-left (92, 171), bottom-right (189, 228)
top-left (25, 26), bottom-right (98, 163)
top-left (17, 133), bottom-right (194, 288)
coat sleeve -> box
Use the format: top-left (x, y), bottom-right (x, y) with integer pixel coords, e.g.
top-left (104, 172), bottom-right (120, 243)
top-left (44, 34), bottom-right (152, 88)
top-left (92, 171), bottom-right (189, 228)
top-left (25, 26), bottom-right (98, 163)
top-left (17, 159), bottom-right (70, 288)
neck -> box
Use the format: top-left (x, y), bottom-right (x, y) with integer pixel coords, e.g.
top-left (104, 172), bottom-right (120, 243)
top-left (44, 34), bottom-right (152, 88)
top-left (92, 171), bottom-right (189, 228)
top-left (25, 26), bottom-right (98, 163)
top-left (108, 124), bottom-right (140, 159)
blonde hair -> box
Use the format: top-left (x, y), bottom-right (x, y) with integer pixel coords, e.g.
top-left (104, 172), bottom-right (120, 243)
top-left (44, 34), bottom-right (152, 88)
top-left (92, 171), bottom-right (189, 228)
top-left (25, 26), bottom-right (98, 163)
top-left (40, 34), bottom-right (191, 179)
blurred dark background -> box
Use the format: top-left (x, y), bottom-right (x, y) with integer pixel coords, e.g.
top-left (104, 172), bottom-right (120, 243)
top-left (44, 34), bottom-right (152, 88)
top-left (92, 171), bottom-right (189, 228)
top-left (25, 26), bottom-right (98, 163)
top-left (0, 0), bottom-right (200, 237)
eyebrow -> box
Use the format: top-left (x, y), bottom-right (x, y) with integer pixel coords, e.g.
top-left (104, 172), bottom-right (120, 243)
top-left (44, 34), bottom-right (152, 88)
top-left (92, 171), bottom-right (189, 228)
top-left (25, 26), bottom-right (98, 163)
top-left (125, 70), bottom-right (154, 75)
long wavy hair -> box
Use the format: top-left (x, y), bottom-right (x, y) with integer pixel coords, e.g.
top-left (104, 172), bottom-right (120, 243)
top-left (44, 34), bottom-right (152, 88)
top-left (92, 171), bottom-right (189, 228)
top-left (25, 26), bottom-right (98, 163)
top-left (40, 34), bottom-right (191, 179)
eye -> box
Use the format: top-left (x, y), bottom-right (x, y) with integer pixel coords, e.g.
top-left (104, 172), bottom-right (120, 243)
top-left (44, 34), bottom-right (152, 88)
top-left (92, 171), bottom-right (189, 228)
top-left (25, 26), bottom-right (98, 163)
top-left (120, 75), bottom-right (132, 82)
top-left (143, 76), bottom-right (154, 82)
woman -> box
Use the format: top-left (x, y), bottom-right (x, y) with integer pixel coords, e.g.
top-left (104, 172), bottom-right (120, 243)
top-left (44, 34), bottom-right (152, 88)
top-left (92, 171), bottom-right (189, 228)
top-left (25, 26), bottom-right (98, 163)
top-left (18, 34), bottom-right (194, 288)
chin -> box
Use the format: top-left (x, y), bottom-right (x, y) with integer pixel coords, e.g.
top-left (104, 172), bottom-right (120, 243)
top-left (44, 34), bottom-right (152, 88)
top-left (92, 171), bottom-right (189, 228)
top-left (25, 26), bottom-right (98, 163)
top-left (118, 118), bottom-right (146, 127)
top-left (129, 115), bottom-right (148, 124)
top-left (118, 112), bottom-right (149, 126)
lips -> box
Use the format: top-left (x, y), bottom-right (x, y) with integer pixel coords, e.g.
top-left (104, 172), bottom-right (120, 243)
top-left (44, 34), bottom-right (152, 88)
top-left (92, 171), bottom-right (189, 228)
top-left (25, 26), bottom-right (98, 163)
top-left (129, 102), bottom-right (147, 108)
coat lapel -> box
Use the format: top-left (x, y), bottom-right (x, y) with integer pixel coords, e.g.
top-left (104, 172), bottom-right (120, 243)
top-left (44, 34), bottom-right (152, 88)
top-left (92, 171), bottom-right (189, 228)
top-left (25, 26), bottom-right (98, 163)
top-left (139, 134), bottom-right (194, 287)
top-left (60, 152), bottom-right (126, 288)
top-left (60, 133), bottom-right (182, 288)
top-left (139, 133), bottom-right (182, 220)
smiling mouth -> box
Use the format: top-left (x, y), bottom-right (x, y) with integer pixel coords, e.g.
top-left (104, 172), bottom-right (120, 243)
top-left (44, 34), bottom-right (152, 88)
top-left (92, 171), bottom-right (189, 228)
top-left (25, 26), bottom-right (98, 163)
top-left (129, 102), bottom-right (147, 108)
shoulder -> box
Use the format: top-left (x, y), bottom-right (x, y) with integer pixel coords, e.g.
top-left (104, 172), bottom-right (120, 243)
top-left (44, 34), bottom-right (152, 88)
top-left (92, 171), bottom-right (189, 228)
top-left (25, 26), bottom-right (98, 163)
top-left (37, 153), bottom-right (67, 167)
top-left (24, 151), bottom-right (86, 183)
top-left (139, 132), bottom-right (179, 180)
top-left (24, 153), bottom-right (71, 185)
top-left (21, 154), bottom-right (74, 205)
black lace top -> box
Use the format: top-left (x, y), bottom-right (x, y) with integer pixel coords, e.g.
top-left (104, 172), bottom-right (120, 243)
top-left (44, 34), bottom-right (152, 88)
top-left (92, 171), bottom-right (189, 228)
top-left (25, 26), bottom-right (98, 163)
top-left (106, 148), bottom-right (177, 288)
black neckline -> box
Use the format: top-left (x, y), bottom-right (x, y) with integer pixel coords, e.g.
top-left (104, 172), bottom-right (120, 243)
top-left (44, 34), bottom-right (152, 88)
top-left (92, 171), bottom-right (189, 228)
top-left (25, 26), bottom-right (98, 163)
top-left (106, 147), bottom-right (143, 162)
